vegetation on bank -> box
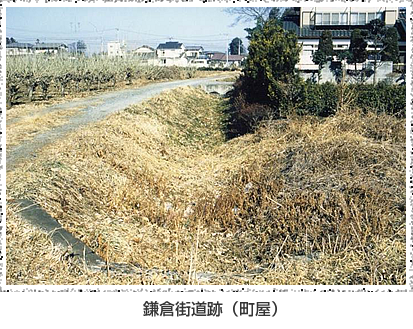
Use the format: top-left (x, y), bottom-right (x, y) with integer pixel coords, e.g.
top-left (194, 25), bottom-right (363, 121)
top-left (224, 15), bottom-right (406, 138)
top-left (6, 55), bottom-right (201, 106)
top-left (7, 87), bottom-right (405, 284)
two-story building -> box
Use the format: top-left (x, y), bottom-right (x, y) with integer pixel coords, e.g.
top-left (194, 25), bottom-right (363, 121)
top-left (156, 41), bottom-right (188, 66)
top-left (185, 46), bottom-right (204, 58)
top-left (282, 7), bottom-right (406, 82)
top-left (107, 41), bottom-right (127, 57)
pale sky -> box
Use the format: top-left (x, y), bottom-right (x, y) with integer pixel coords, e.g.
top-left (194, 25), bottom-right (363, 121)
top-left (6, 7), bottom-right (260, 54)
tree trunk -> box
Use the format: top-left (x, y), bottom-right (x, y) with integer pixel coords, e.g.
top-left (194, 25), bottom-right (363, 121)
top-left (6, 94), bottom-right (12, 107)
top-left (27, 86), bottom-right (34, 102)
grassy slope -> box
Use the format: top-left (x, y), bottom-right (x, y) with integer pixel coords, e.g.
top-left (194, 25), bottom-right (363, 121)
top-left (7, 87), bottom-right (406, 285)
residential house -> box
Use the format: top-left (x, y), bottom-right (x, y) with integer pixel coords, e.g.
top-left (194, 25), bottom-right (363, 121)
top-left (6, 42), bottom-right (34, 56)
top-left (33, 42), bottom-right (68, 54)
top-left (107, 41), bottom-right (127, 57)
top-left (156, 41), bottom-right (188, 66)
top-left (282, 7), bottom-right (406, 83)
top-left (209, 52), bottom-right (245, 68)
top-left (185, 46), bottom-right (204, 58)
top-left (133, 45), bottom-right (155, 58)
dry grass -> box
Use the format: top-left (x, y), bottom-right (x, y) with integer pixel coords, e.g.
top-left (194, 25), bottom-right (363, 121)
top-left (6, 87), bottom-right (406, 285)
top-left (6, 108), bottom-right (81, 147)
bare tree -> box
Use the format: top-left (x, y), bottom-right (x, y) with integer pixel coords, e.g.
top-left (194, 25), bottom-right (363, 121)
top-left (224, 7), bottom-right (272, 26)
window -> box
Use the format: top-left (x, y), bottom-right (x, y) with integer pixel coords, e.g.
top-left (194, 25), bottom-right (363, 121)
top-left (315, 13), bottom-right (322, 25)
top-left (368, 12), bottom-right (376, 22)
top-left (323, 13), bottom-right (330, 25)
top-left (359, 13), bottom-right (366, 25)
top-left (340, 13), bottom-right (348, 24)
top-left (351, 12), bottom-right (359, 25)
top-left (332, 13), bottom-right (339, 25)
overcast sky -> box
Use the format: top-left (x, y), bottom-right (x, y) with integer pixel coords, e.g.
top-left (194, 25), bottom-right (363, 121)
top-left (6, 7), bottom-right (259, 54)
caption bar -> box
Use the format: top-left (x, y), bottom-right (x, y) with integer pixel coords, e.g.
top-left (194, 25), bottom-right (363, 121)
top-left (121, 297), bottom-right (309, 322)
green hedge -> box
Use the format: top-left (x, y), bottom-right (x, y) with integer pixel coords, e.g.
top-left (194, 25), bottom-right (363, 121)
top-left (296, 82), bottom-right (406, 118)
top-left (226, 79), bottom-right (406, 138)
top-left (354, 83), bottom-right (406, 117)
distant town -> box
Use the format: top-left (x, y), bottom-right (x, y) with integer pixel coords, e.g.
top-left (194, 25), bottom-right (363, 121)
top-left (6, 6), bottom-right (406, 83)
top-left (6, 38), bottom-right (247, 69)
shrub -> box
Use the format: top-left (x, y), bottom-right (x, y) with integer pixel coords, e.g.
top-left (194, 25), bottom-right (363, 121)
top-left (355, 82), bottom-right (406, 117)
top-left (226, 79), bottom-right (405, 137)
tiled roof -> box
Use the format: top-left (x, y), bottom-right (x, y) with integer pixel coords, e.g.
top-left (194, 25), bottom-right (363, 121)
top-left (6, 42), bottom-right (33, 48)
top-left (186, 46), bottom-right (203, 51)
top-left (33, 43), bottom-right (68, 49)
top-left (210, 53), bottom-right (245, 61)
top-left (157, 41), bottom-right (183, 50)
top-left (283, 21), bottom-right (352, 38)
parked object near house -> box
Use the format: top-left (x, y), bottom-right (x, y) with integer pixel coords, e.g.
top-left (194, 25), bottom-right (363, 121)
top-left (188, 55), bottom-right (209, 68)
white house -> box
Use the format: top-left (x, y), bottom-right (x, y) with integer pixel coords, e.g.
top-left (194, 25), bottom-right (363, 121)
top-left (108, 41), bottom-right (127, 57)
top-left (185, 46), bottom-right (204, 58)
top-left (133, 45), bottom-right (155, 58)
top-left (156, 41), bottom-right (188, 66)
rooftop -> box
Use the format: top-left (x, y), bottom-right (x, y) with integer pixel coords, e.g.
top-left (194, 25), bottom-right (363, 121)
top-left (210, 53), bottom-right (245, 61)
top-left (33, 43), bottom-right (68, 49)
top-left (186, 46), bottom-right (204, 51)
top-left (6, 42), bottom-right (34, 49)
top-left (157, 41), bottom-right (183, 50)
top-left (283, 21), bottom-right (352, 38)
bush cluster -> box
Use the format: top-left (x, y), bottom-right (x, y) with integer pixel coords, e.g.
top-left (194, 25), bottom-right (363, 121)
top-left (225, 79), bottom-right (406, 137)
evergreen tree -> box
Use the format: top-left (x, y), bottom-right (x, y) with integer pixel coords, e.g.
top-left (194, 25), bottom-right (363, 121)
top-left (349, 29), bottom-right (368, 71)
top-left (268, 7), bottom-right (283, 26)
top-left (312, 30), bottom-right (334, 82)
top-left (268, 7), bottom-right (282, 21)
top-left (318, 30), bottom-right (333, 58)
top-left (367, 19), bottom-right (387, 84)
top-left (382, 27), bottom-right (400, 63)
top-left (229, 37), bottom-right (246, 55)
top-left (243, 19), bottom-right (301, 107)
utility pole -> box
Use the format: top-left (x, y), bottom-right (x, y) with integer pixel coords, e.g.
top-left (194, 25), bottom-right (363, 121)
top-left (223, 33), bottom-right (229, 67)
top-left (90, 22), bottom-right (103, 55)
top-left (238, 38), bottom-right (241, 55)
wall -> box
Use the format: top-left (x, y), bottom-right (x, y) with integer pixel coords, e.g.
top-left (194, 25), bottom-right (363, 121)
top-left (157, 47), bottom-right (184, 59)
top-left (299, 61), bottom-right (400, 84)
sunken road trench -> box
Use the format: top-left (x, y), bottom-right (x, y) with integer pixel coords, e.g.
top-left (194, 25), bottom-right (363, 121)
top-left (7, 77), bottom-right (235, 282)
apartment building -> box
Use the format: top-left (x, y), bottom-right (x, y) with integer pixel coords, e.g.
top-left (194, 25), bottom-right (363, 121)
top-left (282, 7), bottom-right (406, 81)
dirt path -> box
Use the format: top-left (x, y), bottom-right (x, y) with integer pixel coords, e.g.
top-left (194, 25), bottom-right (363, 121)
top-left (6, 75), bottom-right (233, 171)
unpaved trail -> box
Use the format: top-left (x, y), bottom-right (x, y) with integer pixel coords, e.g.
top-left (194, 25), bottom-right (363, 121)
top-left (6, 75), bottom-right (233, 171)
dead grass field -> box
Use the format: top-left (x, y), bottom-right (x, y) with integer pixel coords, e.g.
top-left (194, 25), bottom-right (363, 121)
top-left (6, 87), bottom-right (406, 285)
top-left (7, 108), bottom-right (81, 147)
